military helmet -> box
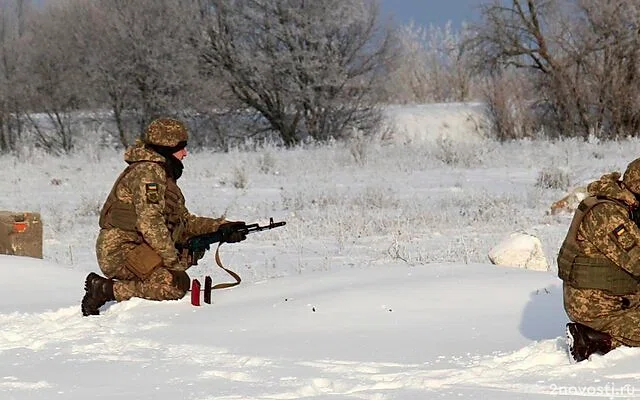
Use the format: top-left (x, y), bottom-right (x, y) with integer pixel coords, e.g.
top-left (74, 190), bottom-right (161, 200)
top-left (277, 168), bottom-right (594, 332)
top-left (623, 157), bottom-right (640, 194)
top-left (144, 118), bottom-right (188, 148)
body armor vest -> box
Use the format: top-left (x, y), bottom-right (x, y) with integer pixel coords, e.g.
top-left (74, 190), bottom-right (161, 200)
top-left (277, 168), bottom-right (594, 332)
top-left (557, 196), bottom-right (640, 295)
top-left (99, 161), bottom-right (184, 241)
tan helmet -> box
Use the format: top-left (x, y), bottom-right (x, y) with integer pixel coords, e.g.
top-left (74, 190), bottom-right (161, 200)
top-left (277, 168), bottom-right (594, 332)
top-left (144, 118), bottom-right (188, 148)
top-left (623, 157), bottom-right (640, 194)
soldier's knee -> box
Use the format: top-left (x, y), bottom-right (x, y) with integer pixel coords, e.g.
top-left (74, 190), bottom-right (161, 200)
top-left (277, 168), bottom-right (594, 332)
top-left (162, 288), bottom-right (187, 301)
top-left (142, 269), bottom-right (190, 301)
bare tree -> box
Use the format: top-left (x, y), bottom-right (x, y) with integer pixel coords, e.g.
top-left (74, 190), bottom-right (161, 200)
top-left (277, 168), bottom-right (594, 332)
top-left (70, 0), bottom-right (208, 146)
top-left (20, 1), bottom-right (91, 154)
top-left (574, 0), bottom-right (640, 136)
top-left (386, 22), bottom-right (478, 104)
top-left (470, 0), bottom-right (640, 139)
top-left (202, 0), bottom-right (394, 146)
top-left (0, 0), bottom-right (29, 153)
top-left (0, 0), bottom-right (234, 150)
top-left (480, 68), bottom-right (540, 140)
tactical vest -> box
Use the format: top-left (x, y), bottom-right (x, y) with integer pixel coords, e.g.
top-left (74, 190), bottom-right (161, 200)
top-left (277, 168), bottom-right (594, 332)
top-left (557, 196), bottom-right (640, 295)
top-left (99, 161), bottom-right (185, 241)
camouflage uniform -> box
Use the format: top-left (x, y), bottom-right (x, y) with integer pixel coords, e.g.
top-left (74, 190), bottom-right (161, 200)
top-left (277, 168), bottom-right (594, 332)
top-left (559, 159), bottom-right (640, 348)
top-left (95, 118), bottom-right (226, 302)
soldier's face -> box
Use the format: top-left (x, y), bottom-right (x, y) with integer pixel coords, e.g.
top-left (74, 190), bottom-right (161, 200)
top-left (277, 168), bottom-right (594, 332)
top-left (173, 147), bottom-right (188, 161)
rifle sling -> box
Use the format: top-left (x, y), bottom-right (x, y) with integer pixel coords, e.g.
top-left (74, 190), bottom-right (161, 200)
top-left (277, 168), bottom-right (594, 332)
top-left (211, 242), bottom-right (242, 289)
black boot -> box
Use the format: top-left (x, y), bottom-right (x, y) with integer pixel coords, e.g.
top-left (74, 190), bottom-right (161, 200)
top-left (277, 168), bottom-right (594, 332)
top-left (566, 322), bottom-right (613, 362)
top-left (81, 272), bottom-right (115, 316)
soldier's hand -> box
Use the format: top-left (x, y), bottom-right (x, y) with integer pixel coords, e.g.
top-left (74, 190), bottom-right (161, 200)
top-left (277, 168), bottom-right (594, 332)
top-left (178, 248), bottom-right (203, 267)
top-left (219, 221), bottom-right (247, 243)
top-left (192, 249), bottom-right (206, 264)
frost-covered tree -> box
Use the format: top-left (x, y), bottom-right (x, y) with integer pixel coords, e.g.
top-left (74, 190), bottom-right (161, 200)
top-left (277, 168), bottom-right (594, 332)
top-left (0, 0), bottom-right (29, 153)
top-left (386, 22), bottom-right (477, 104)
top-left (470, 0), bottom-right (640, 139)
top-left (20, 1), bottom-right (97, 154)
top-left (201, 0), bottom-right (394, 146)
top-left (72, 0), bottom-right (207, 146)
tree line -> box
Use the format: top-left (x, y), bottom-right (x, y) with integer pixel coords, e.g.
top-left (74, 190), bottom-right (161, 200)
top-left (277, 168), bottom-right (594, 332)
top-left (1, 0), bottom-right (639, 154)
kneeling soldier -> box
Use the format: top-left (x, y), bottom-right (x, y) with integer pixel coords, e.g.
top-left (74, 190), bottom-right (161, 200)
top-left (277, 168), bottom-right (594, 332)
top-left (559, 158), bottom-right (640, 361)
top-left (82, 118), bottom-right (245, 316)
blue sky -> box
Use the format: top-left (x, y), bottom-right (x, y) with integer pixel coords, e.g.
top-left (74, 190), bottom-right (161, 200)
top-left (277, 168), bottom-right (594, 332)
top-left (380, 0), bottom-right (488, 28)
top-left (34, 0), bottom-right (486, 30)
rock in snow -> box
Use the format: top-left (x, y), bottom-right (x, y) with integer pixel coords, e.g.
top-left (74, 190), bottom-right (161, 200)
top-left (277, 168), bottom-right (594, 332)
top-left (488, 232), bottom-right (550, 271)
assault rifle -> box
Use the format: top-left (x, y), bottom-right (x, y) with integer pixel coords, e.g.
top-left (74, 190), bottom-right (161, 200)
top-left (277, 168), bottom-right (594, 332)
top-left (177, 217), bottom-right (286, 262)
top-left (177, 218), bottom-right (285, 290)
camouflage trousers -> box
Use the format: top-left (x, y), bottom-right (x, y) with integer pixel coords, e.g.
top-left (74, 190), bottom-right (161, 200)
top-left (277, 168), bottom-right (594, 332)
top-left (103, 264), bottom-right (190, 302)
top-left (96, 229), bottom-right (190, 302)
top-left (564, 284), bottom-right (640, 347)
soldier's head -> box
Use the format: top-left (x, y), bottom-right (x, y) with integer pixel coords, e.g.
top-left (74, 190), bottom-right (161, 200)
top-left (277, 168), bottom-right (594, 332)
top-left (144, 118), bottom-right (188, 160)
top-left (623, 158), bottom-right (640, 194)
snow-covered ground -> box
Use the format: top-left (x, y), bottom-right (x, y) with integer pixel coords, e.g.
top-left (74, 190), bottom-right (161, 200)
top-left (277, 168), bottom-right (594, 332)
top-left (2, 104), bottom-right (640, 399)
top-left (384, 102), bottom-right (489, 143)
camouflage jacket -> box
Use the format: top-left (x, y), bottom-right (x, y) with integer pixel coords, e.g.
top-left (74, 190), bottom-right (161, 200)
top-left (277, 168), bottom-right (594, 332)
top-left (97, 142), bottom-right (226, 269)
top-left (576, 172), bottom-right (640, 271)
top-left (562, 172), bottom-right (640, 320)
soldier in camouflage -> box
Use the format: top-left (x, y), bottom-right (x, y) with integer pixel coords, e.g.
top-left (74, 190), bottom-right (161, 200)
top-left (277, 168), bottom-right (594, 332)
top-left (81, 118), bottom-right (246, 316)
top-left (558, 157), bottom-right (640, 361)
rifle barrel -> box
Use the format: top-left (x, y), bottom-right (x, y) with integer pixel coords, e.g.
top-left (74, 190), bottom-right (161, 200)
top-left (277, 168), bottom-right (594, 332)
top-left (244, 221), bottom-right (286, 233)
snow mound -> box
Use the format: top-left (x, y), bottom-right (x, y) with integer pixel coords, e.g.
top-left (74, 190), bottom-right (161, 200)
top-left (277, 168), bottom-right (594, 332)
top-left (383, 102), bottom-right (489, 143)
top-left (0, 254), bottom-right (85, 313)
top-left (488, 232), bottom-right (550, 271)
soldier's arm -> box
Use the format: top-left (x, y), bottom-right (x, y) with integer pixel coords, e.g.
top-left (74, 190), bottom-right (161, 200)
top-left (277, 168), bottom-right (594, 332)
top-left (179, 207), bottom-right (227, 238)
top-left (581, 202), bottom-right (640, 276)
top-left (172, 192), bottom-right (228, 238)
top-left (128, 164), bottom-right (180, 267)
